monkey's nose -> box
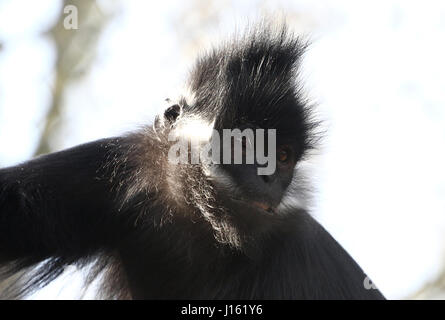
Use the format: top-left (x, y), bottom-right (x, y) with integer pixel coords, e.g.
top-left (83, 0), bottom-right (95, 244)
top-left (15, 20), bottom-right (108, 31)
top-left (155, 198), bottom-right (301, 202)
top-left (261, 174), bottom-right (276, 184)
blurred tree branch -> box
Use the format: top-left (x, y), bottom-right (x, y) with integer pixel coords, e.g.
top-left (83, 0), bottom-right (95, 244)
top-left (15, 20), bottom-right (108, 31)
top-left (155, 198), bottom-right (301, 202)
top-left (34, 0), bottom-right (115, 156)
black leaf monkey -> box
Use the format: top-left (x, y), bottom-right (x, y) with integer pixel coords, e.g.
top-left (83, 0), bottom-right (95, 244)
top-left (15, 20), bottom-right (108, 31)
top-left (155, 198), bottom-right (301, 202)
top-left (0, 23), bottom-right (385, 299)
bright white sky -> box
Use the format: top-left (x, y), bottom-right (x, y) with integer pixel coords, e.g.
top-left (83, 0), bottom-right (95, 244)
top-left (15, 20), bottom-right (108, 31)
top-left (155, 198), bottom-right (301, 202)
top-left (0, 0), bottom-right (445, 299)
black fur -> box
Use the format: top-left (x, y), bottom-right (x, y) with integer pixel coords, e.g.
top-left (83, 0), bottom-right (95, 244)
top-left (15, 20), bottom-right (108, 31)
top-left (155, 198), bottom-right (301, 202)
top-left (0, 23), bottom-right (385, 299)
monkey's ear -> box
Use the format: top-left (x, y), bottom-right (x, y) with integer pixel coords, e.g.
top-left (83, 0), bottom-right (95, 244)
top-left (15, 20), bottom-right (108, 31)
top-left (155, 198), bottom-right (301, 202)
top-left (154, 103), bottom-right (182, 128)
top-left (164, 104), bottom-right (181, 123)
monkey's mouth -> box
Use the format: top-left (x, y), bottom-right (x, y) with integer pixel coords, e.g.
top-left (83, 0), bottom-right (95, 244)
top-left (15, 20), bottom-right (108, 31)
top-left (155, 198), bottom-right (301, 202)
top-left (230, 198), bottom-right (276, 214)
top-left (252, 201), bottom-right (276, 214)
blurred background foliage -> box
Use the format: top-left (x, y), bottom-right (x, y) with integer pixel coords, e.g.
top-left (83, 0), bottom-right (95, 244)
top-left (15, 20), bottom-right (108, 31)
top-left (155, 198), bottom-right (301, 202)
top-left (0, 0), bottom-right (444, 299)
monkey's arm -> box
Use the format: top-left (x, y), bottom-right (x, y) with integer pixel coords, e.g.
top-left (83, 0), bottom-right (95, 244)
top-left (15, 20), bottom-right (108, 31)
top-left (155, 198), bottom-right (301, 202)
top-left (0, 138), bottom-right (128, 263)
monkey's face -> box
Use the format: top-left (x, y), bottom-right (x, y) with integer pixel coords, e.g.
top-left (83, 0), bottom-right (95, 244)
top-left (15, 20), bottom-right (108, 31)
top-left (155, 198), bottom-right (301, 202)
top-left (155, 27), bottom-right (315, 233)
top-left (159, 102), bottom-right (308, 222)
top-left (207, 128), bottom-right (300, 216)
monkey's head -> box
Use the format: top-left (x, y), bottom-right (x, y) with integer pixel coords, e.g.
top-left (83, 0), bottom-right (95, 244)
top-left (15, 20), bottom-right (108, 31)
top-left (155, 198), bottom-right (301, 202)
top-left (138, 24), bottom-right (317, 247)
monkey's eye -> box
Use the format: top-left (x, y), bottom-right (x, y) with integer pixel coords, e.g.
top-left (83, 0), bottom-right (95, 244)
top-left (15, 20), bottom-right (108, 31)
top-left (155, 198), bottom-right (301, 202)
top-left (277, 146), bottom-right (292, 163)
top-left (278, 150), bottom-right (288, 162)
